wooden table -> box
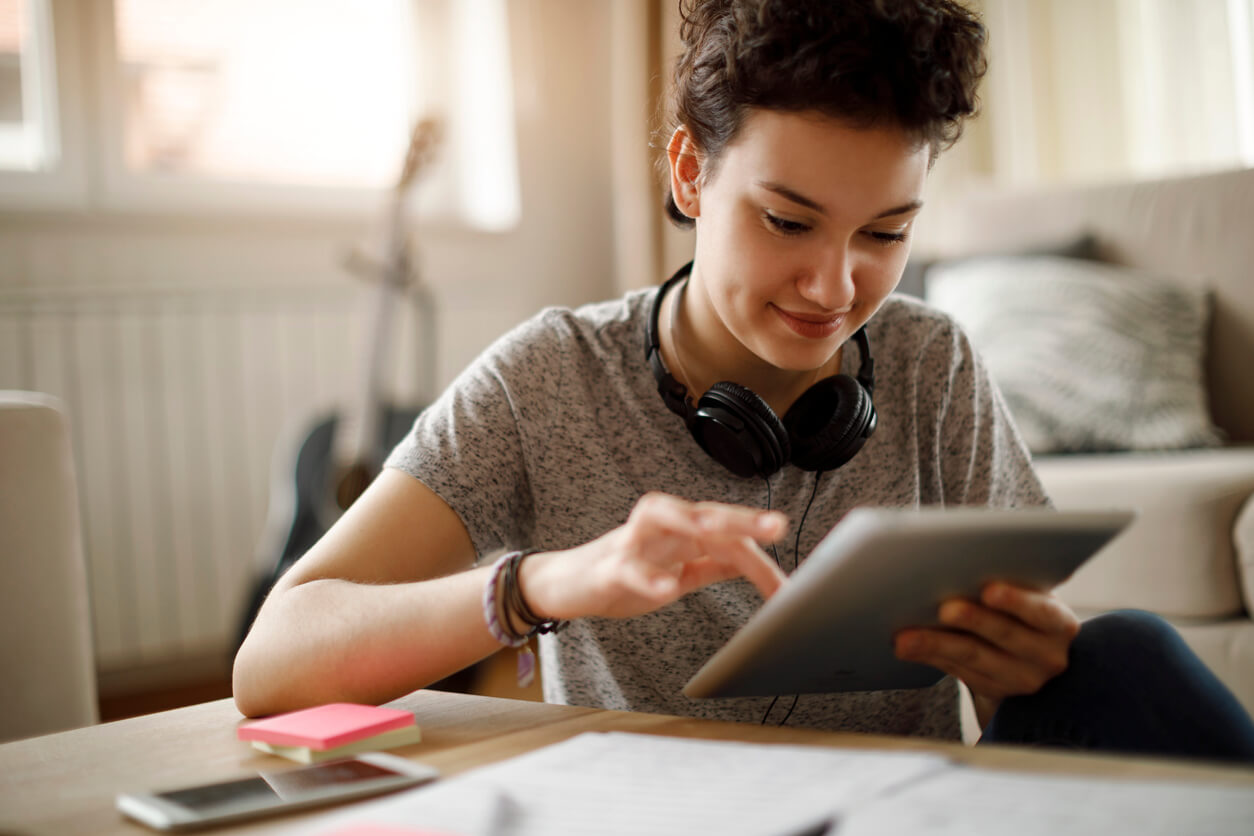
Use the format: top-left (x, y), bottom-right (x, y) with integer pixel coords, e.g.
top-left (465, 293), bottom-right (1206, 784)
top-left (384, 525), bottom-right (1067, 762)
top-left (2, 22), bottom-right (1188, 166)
top-left (3, 690), bottom-right (1253, 834)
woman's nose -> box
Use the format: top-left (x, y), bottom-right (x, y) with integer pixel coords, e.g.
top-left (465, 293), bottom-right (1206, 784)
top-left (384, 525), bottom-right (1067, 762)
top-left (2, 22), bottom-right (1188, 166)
top-left (796, 248), bottom-right (856, 310)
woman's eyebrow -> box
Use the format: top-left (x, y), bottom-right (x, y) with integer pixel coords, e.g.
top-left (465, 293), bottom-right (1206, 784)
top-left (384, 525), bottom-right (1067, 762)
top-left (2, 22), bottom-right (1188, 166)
top-left (758, 180), bottom-right (827, 213)
top-left (755, 180), bottom-right (923, 219)
top-left (872, 200), bottom-right (924, 219)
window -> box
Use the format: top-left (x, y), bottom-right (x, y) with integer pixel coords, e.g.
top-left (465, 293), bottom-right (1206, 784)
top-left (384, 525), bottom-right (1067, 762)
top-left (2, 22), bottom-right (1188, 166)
top-left (114, 0), bottom-right (415, 189)
top-left (0, 0), bottom-right (520, 228)
top-left (0, 0), bottom-right (59, 172)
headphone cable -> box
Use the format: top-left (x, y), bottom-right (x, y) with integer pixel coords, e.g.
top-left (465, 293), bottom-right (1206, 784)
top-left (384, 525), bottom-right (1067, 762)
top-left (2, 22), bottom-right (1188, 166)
top-left (760, 470), bottom-right (825, 725)
top-left (763, 475), bottom-right (782, 568)
top-left (794, 470), bottom-right (824, 571)
top-left (778, 694), bottom-right (801, 725)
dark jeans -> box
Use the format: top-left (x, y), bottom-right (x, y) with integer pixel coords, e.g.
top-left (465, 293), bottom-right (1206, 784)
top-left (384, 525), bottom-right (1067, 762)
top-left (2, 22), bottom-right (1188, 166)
top-left (979, 610), bottom-right (1254, 763)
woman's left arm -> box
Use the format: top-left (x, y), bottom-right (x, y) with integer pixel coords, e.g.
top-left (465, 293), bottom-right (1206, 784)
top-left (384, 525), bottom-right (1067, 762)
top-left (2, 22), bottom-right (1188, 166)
top-left (894, 582), bottom-right (1080, 730)
top-left (904, 315), bottom-right (1075, 729)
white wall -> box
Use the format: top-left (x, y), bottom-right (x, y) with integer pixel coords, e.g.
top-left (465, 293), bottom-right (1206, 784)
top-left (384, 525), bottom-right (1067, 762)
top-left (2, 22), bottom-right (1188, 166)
top-left (2, 0), bottom-right (618, 383)
top-left (0, 0), bottom-right (619, 682)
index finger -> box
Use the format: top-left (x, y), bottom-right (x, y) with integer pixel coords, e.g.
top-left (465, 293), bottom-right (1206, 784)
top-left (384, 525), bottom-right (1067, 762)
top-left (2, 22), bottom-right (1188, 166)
top-left (629, 494), bottom-right (787, 544)
top-left (692, 502), bottom-right (789, 544)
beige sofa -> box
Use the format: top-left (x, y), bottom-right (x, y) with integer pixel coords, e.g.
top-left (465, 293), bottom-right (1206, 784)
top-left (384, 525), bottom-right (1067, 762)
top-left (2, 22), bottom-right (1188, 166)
top-left (914, 167), bottom-right (1254, 717)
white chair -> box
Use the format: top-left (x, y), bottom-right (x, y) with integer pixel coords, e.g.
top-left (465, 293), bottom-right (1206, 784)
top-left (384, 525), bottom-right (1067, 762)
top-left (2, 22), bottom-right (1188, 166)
top-left (0, 391), bottom-right (98, 741)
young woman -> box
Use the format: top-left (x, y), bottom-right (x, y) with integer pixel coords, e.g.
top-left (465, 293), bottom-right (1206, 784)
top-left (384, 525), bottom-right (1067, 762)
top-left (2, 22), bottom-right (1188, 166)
top-left (234, 0), bottom-right (1254, 759)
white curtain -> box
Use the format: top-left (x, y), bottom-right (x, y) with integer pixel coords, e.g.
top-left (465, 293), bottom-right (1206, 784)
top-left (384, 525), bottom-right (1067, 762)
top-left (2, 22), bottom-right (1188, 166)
top-left (976, 0), bottom-right (1254, 187)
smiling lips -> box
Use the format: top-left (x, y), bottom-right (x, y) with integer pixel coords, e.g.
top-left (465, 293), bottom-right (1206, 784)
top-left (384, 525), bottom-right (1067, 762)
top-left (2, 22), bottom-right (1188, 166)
top-left (772, 305), bottom-right (846, 339)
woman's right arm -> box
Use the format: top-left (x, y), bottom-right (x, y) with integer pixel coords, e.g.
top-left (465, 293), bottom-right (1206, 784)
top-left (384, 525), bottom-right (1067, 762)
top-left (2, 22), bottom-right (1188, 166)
top-left (232, 468), bottom-right (496, 717)
top-left (232, 470), bottom-right (791, 718)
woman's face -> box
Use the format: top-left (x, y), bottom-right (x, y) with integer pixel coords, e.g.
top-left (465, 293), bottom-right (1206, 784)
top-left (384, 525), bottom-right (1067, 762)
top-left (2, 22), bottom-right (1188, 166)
top-left (671, 109), bottom-right (929, 393)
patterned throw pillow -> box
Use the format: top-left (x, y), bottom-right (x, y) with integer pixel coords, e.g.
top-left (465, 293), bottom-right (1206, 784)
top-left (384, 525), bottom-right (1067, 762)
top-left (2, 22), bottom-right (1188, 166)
top-left (924, 255), bottom-right (1224, 455)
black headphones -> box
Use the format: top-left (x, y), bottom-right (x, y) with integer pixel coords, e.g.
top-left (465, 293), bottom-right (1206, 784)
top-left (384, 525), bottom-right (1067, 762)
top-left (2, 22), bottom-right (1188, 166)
top-left (645, 261), bottom-right (877, 479)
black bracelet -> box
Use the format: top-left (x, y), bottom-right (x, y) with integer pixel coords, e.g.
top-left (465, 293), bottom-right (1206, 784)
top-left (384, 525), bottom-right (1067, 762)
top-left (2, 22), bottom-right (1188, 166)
top-left (503, 550), bottom-right (566, 636)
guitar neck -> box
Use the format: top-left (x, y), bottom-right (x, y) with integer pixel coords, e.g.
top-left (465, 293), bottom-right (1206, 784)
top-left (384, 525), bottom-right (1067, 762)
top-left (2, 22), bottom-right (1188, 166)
top-left (330, 118), bottom-right (440, 508)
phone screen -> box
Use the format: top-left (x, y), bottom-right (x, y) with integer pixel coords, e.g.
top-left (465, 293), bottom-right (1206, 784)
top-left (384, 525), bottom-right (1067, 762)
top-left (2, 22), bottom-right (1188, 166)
top-left (156, 759), bottom-right (399, 813)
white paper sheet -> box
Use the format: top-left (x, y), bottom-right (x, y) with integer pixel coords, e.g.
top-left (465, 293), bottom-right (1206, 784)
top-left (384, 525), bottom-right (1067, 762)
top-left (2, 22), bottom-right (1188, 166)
top-left (296, 731), bottom-right (949, 836)
top-left (837, 765), bottom-right (1254, 836)
top-left (293, 732), bottom-right (1254, 836)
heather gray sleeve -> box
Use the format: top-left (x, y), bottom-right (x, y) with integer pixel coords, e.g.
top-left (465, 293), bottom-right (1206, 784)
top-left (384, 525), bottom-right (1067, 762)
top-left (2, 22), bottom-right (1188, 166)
top-left (913, 316), bottom-right (1049, 508)
top-left (383, 310), bottom-right (568, 559)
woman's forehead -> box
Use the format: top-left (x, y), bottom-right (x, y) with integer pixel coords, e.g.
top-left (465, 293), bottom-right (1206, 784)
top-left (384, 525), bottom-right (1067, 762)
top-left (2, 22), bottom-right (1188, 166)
top-left (716, 109), bottom-right (930, 213)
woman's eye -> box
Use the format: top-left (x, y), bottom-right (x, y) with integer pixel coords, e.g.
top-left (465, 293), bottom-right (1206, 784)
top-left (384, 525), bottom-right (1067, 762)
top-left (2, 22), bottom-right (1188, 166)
top-left (764, 213), bottom-right (810, 235)
top-left (866, 230), bottom-right (908, 246)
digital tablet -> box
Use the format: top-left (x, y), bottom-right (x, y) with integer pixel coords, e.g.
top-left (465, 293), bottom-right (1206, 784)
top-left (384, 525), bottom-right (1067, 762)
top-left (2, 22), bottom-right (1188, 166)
top-left (683, 507), bottom-right (1134, 698)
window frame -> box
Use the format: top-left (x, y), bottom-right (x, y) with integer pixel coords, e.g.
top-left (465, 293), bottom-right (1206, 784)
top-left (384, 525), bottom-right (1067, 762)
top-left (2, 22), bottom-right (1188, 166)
top-left (0, 0), bottom-right (89, 210)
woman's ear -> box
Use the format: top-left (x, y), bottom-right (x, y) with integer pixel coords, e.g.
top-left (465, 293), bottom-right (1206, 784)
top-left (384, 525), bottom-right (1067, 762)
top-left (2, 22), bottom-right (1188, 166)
top-left (667, 126), bottom-right (703, 220)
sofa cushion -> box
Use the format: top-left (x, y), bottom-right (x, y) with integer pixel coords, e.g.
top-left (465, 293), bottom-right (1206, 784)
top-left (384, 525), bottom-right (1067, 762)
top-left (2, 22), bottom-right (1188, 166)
top-left (925, 255), bottom-right (1223, 454)
top-left (1170, 619), bottom-right (1254, 719)
top-left (896, 232), bottom-right (1099, 299)
top-left (925, 168), bottom-right (1254, 444)
top-left (1036, 448), bottom-right (1254, 618)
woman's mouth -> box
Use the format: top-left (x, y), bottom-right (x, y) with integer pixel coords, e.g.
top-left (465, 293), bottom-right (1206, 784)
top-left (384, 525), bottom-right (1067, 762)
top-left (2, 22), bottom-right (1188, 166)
top-left (772, 305), bottom-right (845, 339)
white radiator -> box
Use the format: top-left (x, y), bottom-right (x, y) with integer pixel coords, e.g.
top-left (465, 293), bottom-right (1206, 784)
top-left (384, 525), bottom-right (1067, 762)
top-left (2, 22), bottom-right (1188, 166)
top-left (0, 282), bottom-right (425, 674)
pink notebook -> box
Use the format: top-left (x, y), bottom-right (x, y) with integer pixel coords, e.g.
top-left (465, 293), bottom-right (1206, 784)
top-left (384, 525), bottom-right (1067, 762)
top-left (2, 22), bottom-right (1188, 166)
top-left (237, 703), bottom-right (416, 751)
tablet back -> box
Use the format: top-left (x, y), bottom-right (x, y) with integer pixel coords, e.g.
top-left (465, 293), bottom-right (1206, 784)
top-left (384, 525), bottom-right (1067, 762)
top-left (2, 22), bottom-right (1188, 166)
top-left (683, 508), bottom-right (1134, 698)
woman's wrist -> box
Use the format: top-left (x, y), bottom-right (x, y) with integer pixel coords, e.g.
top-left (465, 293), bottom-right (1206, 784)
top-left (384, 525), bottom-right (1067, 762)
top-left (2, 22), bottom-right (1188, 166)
top-left (482, 550), bottom-right (568, 648)
top-left (973, 692), bottom-right (1002, 731)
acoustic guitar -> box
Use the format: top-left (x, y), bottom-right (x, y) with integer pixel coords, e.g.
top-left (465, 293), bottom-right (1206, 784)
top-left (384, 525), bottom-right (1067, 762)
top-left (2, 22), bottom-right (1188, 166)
top-left (234, 121), bottom-right (454, 672)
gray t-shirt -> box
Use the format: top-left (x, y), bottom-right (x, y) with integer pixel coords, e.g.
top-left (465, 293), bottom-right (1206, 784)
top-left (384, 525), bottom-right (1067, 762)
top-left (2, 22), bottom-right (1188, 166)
top-left (385, 287), bottom-right (1048, 740)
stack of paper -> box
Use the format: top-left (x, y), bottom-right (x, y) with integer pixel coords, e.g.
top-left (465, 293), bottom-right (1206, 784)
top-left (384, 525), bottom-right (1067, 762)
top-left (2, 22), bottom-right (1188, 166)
top-left (296, 731), bottom-right (950, 835)
top-left (237, 703), bottom-right (421, 763)
top-left (295, 731), bottom-right (1254, 836)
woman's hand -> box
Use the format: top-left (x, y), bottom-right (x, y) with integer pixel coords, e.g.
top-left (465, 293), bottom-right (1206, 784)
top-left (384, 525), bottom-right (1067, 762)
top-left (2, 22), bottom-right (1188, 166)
top-left (520, 492), bottom-right (789, 622)
top-left (893, 582), bottom-right (1081, 729)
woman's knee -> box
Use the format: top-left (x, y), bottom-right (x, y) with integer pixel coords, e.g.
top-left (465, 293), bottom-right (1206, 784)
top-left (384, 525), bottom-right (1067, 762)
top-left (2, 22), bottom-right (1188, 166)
top-left (1068, 609), bottom-right (1206, 689)
top-left (1073, 609), bottom-right (1180, 657)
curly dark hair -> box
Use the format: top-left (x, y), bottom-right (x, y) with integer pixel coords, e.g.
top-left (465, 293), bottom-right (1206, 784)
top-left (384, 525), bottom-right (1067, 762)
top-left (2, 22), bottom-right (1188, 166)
top-left (664, 0), bottom-right (988, 226)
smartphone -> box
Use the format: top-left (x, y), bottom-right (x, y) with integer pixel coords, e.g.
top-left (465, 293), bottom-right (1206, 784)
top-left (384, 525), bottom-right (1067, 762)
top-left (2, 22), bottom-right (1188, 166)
top-left (115, 752), bottom-right (439, 831)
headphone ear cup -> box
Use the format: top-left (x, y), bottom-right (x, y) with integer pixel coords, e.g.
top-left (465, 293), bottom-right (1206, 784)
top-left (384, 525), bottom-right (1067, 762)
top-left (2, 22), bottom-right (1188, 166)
top-left (783, 375), bottom-right (877, 472)
top-left (693, 382), bottom-right (790, 478)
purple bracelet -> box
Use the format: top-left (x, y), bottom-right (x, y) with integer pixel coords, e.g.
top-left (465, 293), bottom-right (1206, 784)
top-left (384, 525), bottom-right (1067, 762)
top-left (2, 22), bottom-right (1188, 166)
top-left (484, 550), bottom-right (563, 689)
top-left (483, 551), bottom-right (530, 648)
